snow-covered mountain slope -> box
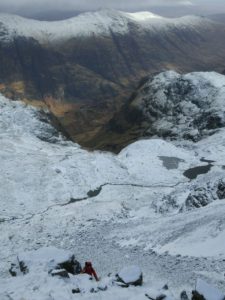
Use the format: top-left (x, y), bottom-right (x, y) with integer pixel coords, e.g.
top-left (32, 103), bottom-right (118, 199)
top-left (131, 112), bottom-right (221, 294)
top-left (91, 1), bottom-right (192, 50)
top-left (1, 92), bottom-right (225, 299)
top-left (130, 71), bottom-right (225, 142)
top-left (0, 93), bottom-right (194, 219)
top-left (1, 10), bottom-right (225, 152)
top-left (0, 9), bottom-right (213, 43)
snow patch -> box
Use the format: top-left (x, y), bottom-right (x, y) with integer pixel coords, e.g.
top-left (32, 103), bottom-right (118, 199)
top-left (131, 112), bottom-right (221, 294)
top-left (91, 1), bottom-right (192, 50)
top-left (196, 278), bottom-right (225, 300)
top-left (18, 247), bottom-right (73, 269)
top-left (125, 11), bottom-right (162, 21)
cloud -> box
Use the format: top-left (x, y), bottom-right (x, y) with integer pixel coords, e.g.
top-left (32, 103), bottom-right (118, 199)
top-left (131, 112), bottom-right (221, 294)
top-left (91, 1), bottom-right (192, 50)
top-left (0, 0), bottom-right (224, 16)
top-left (0, 0), bottom-right (194, 12)
top-left (180, 1), bottom-right (194, 5)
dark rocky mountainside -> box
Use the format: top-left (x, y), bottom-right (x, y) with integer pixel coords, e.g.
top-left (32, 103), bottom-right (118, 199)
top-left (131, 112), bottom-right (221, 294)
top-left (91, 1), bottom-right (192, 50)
top-left (1, 11), bottom-right (225, 149)
top-left (98, 71), bottom-right (225, 152)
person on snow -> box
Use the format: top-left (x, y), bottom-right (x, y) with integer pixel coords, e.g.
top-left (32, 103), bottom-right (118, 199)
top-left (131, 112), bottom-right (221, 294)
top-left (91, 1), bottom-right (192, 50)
top-left (82, 261), bottom-right (99, 281)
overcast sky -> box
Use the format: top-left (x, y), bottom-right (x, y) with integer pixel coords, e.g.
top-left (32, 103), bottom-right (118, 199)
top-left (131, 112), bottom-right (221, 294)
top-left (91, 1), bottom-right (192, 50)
top-left (0, 0), bottom-right (225, 18)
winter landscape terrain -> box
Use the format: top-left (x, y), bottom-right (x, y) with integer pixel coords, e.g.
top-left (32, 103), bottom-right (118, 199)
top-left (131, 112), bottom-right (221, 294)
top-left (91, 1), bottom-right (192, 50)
top-left (0, 9), bottom-right (212, 43)
top-left (1, 9), bottom-right (225, 150)
top-left (1, 69), bottom-right (225, 299)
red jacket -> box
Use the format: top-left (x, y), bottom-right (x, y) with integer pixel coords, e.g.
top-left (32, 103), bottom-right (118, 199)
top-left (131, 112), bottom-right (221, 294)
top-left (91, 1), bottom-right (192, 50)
top-left (82, 262), bottom-right (99, 281)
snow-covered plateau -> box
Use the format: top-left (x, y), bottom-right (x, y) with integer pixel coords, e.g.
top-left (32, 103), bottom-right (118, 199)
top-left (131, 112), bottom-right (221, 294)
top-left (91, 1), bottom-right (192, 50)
top-left (0, 9), bottom-right (213, 43)
top-left (1, 71), bottom-right (225, 299)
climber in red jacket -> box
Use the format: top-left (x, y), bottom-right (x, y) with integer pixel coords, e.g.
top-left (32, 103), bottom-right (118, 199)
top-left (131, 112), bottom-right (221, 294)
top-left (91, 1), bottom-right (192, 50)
top-left (82, 261), bottom-right (99, 281)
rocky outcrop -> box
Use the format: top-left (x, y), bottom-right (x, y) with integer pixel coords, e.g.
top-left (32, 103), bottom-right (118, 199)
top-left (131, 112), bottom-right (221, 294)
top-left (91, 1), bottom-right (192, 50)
top-left (184, 179), bottom-right (225, 211)
top-left (9, 260), bottom-right (28, 277)
top-left (216, 180), bottom-right (225, 199)
top-left (185, 187), bottom-right (212, 209)
top-left (106, 71), bottom-right (225, 150)
top-left (153, 177), bottom-right (225, 214)
top-left (57, 257), bottom-right (82, 275)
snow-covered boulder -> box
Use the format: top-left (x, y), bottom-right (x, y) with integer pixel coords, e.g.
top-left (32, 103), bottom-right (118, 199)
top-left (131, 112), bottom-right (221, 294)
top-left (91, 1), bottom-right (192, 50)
top-left (146, 285), bottom-right (175, 300)
top-left (70, 274), bottom-right (108, 294)
top-left (116, 265), bottom-right (143, 286)
top-left (71, 274), bottom-right (96, 293)
top-left (9, 247), bottom-right (81, 276)
top-left (193, 279), bottom-right (225, 300)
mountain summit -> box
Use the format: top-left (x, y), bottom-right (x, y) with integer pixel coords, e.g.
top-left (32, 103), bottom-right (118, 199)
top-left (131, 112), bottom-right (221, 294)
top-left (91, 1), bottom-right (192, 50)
top-left (0, 9), bottom-right (211, 43)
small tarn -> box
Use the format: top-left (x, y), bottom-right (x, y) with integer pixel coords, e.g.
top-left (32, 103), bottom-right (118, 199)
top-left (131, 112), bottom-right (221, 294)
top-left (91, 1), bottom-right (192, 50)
top-left (159, 156), bottom-right (185, 170)
top-left (183, 165), bottom-right (212, 180)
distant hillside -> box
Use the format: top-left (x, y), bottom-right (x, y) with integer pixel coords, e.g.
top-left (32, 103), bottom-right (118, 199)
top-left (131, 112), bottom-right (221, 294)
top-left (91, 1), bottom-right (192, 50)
top-left (1, 10), bottom-right (225, 150)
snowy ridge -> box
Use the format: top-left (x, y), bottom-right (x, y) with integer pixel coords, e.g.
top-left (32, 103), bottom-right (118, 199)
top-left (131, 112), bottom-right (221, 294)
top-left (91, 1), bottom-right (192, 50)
top-left (125, 11), bottom-right (162, 21)
top-left (0, 95), bottom-right (64, 143)
top-left (0, 9), bottom-right (212, 43)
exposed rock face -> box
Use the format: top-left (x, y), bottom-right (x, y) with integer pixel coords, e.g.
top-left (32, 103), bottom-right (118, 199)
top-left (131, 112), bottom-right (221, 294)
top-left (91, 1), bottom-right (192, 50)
top-left (9, 261), bottom-right (28, 277)
top-left (134, 71), bottom-right (225, 139)
top-left (154, 177), bottom-right (225, 214)
top-left (216, 180), bottom-right (225, 199)
top-left (106, 71), bottom-right (225, 151)
top-left (0, 94), bottom-right (66, 143)
top-left (1, 11), bottom-right (225, 150)
top-left (185, 187), bottom-right (213, 209)
top-left (57, 258), bottom-right (82, 275)
top-left (192, 291), bottom-right (206, 300)
top-left (184, 179), bottom-right (225, 210)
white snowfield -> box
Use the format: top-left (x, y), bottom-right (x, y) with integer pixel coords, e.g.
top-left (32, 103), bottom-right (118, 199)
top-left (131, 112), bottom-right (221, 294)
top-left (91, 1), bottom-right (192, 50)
top-left (0, 9), bottom-right (213, 43)
top-left (1, 73), bottom-right (225, 300)
top-left (18, 246), bottom-right (73, 270)
top-left (196, 278), bottom-right (225, 300)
